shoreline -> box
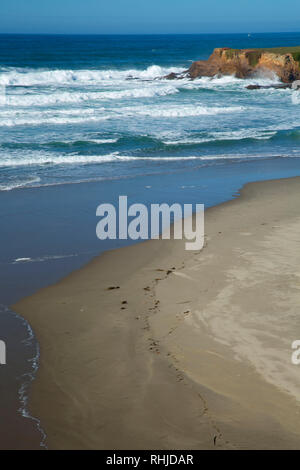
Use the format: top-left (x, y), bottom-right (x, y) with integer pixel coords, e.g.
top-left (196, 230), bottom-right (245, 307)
top-left (13, 176), bottom-right (300, 449)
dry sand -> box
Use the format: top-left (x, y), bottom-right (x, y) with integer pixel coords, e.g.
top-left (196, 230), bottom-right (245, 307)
top-left (13, 177), bottom-right (300, 449)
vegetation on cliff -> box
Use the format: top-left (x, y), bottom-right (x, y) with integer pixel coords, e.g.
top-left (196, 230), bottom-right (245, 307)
top-left (166, 46), bottom-right (300, 83)
top-left (225, 46), bottom-right (300, 69)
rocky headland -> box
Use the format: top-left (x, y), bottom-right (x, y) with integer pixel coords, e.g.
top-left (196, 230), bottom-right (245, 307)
top-left (167, 46), bottom-right (300, 89)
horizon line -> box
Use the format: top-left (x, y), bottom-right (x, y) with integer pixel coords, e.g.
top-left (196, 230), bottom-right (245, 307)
top-left (0, 31), bottom-right (300, 36)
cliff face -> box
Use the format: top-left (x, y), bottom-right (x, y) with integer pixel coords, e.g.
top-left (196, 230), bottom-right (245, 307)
top-left (186, 47), bottom-right (300, 83)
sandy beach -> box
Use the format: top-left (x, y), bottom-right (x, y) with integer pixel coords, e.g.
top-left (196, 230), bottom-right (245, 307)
top-left (13, 176), bottom-right (300, 450)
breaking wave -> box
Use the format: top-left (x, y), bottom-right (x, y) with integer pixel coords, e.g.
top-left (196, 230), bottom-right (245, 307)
top-left (128, 104), bottom-right (245, 118)
top-left (0, 65), bottom-right (185, 87)
top-left (4, 85), bottom-right (179, 107)
top-left (0, 150), bottom-right (279, 170)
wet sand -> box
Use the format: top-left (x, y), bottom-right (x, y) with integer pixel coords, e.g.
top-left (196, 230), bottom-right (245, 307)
top-left (13, 177), bottom-right (300, 449)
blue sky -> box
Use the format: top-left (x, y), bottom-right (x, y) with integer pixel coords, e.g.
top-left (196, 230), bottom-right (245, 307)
top-left (1, 0), bottom-right (300, 34)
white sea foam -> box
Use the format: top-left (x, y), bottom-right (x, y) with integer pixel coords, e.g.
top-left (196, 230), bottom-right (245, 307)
top-left (214, 129), bottom-right (276, 140)
top-left (163, 138), bottom-right (213, 145)
top-left (0, 107), bottom-right (97, 117)
top-left (163, 129), bottom-right (276, 145)
top-left (4, 85), bottom-right (179, 107)
top-left (180, 73), bottom-right (280, 91)
top-left (0, 305), bottom-right (48, 448)
top-left (131, 104), bottom-right (245, 117)
top-left (14, 257), bottom-right (32, 263)
top-left (0, 175), bottom-right (41, 191)
top-left (0, 152), bottom-right (121, 167)
top-left (182, 75), bottom-right (243, 89)
top-left (88, 138), bottom-right (118, 144)
top-left (0, 60), bottom-right (298, 188)
top-left (0, 101), bottom-right (246, 127)
top-left (292, 91), bottom-right (300, 105)
top-left (13, 253), bottom-right (78, 263)
top-left (0, 151), bottom-right (271, 169)
top-left (0, 108), bottom-right (98, 120)
top-left (0, 114), bottom-right (109, 127)
top-left (0, 152), bottom-right (195, 168)
top-left (0, 65), bottom-right (185, 87)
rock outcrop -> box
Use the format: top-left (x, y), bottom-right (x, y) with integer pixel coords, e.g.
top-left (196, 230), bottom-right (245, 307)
top-left (167, 47), bottom-right (300, 83)
top-left (246, 83), bottom-right (291, 90)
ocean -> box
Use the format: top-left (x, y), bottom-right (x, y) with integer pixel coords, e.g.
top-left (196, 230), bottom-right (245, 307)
top-left (0, 32), bottom-right (300, 192)
top-left (1, 33), bottom-right (300, 449)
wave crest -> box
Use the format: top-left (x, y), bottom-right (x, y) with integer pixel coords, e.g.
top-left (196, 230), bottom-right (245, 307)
top-left (0, 65), bottom-right (185, 87)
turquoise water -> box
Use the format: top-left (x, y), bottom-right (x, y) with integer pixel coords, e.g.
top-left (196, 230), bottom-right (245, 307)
top-left (0, 33), bottom-right (300, 192)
